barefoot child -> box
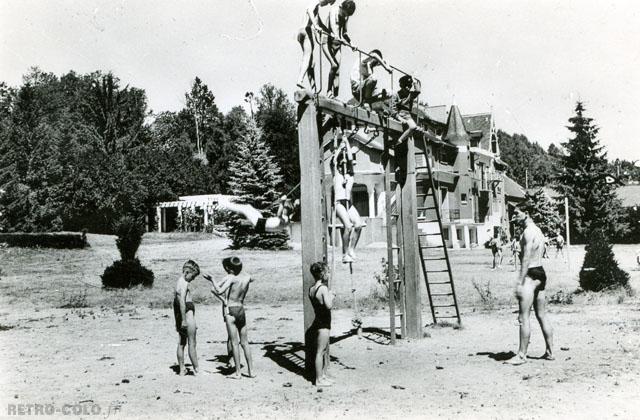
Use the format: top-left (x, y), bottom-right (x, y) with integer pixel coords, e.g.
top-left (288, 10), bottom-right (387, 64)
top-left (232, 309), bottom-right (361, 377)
top-left (392, 75), bottom-right (421, 144)
top-left (216, 195), bottom-right (298, 233)
top-left (296, 0), bottom-right (336, 90)
top-left (321, 0), bottom-right (356, 97)
top-left (208, 257), bottom-right (255, 379)
top-left (350, 49), bottom-right (392, 108)
top-left (173, 260), bottom-right (200, 375)
top-left (309, 262), bottom-right (334, 387)
top-left (331, 138), bottom-right (364, 263)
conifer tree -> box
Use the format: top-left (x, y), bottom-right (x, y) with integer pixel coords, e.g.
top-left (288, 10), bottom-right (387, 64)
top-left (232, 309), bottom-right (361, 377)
top-left (553, 102), bottom-right (627, 242)
top-left (579, 229), bottom-right (630, 292)
top-left (226, 120), bottom-right (289, 249)
top-left (522, 188), bottom-right (562, 237)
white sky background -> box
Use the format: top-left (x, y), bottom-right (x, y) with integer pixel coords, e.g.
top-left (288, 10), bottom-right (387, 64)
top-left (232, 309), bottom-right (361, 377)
top-left (1, 0), bottom-right (639, 160)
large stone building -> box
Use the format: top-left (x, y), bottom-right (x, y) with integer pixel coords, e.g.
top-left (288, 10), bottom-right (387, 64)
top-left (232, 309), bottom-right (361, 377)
top-left (322, 104), bottom-right (525, 249)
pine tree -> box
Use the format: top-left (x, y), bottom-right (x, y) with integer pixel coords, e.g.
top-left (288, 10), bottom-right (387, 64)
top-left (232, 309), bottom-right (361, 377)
top-left (579, 229), bottom-right (630, 292)
top-left (553, 102), bottom-right (627, 242)
top-left (226, 120), bottom-right (289, 249)
top-left (522, 188), bottom-right (562, 237)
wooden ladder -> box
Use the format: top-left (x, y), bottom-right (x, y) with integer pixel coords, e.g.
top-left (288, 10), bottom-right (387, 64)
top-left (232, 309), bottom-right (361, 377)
top-left (413, 135), bottom-right (462, 325)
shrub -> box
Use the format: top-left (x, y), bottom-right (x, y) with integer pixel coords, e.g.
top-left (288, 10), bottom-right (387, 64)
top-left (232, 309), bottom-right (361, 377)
top-left (372, 258), bottom-right (401, 302)
top-left (114, 216), bottom-right (145, 260)
top-left (471, 277), bottom-right (495, 309)
top-left (102, 216), bottom-right (154, 288)
top-left (579, 229), bottom-right (630, 292)
top-left (548, 290), bottom-right (573, 305)
top-left (0, 232), bottom-right (88, 249)
top-left (101, 259), bottom-right (154, 288)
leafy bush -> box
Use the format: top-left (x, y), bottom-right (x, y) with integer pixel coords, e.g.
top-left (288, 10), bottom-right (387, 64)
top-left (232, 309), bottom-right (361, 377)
top-left (579, 229), bottom-right (630, 292)
top-left (114, 216), bottom-right (144, 260)
top-left (372, 257), bottom-right (401, 302)
top-left (102, 216), bottom-right (154, 288)
top-left (548, 290), bottom-right (573, 305)
top-left (0, 232), bottom-right (88, 249)
top-left (101, 259), bottom-right (154, 288)
top-left (471, 277), bottom-right (495, 309)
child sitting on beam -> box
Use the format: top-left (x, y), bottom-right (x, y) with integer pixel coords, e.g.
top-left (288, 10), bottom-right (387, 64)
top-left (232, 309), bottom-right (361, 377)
top-left (350, 49), bottom-right (392, 109)
top-left (392, 75), bottom-right (421, 144)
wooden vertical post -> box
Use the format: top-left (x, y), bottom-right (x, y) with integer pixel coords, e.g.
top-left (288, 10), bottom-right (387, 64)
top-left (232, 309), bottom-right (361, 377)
top-left (383, 133), bottom-right (396, 345)
top-left (397, 137), bottom-right (423, 338)
top-left (296, 92), bottom-right (328, 377)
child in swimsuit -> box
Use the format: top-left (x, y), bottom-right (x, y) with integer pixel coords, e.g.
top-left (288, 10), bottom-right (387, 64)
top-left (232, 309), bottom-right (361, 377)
top-left (321, 0), bottom-right (356, 97)
top-left (208, 256), bottom-right (255, 379)
top-left (296, 0), bottom-right (335, 90)
top-left (391, 75), bottom-right (421, 145)
top-left (216, 195), bottom-right (298, 234)
top-left (331, 138), bottom-right (364, 263)
top-left (309, 262), bottom-right (334, 387)
top-left (173, 260), bottom-right (201, 376)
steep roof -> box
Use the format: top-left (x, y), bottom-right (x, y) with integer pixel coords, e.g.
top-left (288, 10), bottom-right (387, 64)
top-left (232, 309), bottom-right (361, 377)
top-left (463, 113), bottom-right (492, 150)
top-left (443, 105), bottom-right (470, 146)
top-left (504, 175), bottom-right (526, 199)
top-left (417, 105), bottom-right (449, 125)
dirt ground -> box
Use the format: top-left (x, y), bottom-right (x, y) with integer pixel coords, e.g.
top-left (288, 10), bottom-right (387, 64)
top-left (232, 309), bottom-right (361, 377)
top-left (1, 234), bottom-right (639, 419)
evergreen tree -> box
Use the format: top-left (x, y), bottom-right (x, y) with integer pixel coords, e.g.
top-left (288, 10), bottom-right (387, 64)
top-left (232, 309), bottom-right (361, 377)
top-left (497, 130), bottom-right (555, 188)
top-left (255, 84), bottom-right (299, 190)
top-left (579, 229), bottom-right (630, 292)
top-left (522, 188), bottom-right (562, 237)
top-left (226, 120), bottom-right (289, 249)
top-left (553, 102), bottom-right (627, 242)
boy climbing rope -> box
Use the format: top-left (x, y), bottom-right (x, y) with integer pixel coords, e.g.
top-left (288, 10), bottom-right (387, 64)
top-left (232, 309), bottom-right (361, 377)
top-left (392, 75), bottom-right (421, 144)
top-left (321, 0), bottom-right (356, 97)
top-left (350, 49), bottom-right (392, 109)
top-left (296, 0), bottom-right (335, 90)
top-left (331, 136), bottom-right (364, 263)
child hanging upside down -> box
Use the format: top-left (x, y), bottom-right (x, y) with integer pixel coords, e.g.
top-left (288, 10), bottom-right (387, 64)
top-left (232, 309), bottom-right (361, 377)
top-left (392, 75), bottom-right (421, 144)
top-left (350, 49), bottom-right (392, 109)
top-left (216, 195), bottom-right (299, 233)
top-left (332, 138), bottom-right (364, 263)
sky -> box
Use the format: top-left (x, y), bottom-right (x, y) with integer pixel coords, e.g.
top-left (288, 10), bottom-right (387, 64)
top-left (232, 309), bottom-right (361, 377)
top-left (1, 0), bottom-right (639, 161)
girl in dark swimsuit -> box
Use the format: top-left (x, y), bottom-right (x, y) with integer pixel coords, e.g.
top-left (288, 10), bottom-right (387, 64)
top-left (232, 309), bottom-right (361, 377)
top-left (309, 262), bottom-right (334, 387)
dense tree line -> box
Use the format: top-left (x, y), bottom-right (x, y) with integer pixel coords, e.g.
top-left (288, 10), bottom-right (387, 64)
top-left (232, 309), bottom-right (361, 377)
top-left (497, 130), bottom-right (559, 188)
top-left (0, 68), bottom-right (298, 234)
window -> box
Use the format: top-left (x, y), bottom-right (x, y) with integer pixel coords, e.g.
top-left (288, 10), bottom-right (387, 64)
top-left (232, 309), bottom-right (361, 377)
top-left (461, 193), bottom-right (467, 205)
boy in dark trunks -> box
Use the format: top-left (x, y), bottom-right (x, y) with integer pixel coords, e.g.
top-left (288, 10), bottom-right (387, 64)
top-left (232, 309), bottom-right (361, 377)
top-left (321, 0), bottom-right (356, 97)
top-left (173, 260), bottom-right (201, 376)
top-left (350, 49), bottom-right (392, 109)
top-left (309, 262), bottom-right (334, 387)
top-left (216, 195), bottom-right (298, 234)
top-left (206, 256), bottom-right (255, 379)
top-left (505, 207), bottom-right (554, 365)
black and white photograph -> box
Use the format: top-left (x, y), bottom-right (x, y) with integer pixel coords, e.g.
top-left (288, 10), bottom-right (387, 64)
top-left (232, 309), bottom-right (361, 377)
top-left (1, 0), bottom-right (639, 418)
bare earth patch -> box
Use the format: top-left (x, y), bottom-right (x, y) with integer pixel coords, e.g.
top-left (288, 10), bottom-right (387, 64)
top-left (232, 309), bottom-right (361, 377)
top-left (0, 234), bottom-right (639, 419)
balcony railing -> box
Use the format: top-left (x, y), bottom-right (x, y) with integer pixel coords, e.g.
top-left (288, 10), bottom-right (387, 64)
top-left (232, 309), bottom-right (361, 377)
top-left (449, 209), bottom-right (460, 221)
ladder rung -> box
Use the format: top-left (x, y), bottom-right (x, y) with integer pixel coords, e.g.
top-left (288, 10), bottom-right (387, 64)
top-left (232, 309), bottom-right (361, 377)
top-left (425, 270), bottom-right (449, 273)
top-left (431, 292), bottom-right (453, 296)
top-left (416, 193), bottom-right (428, 197)
top-left (435, 315), bottom-right (459, 319)
top-left (415, 166), bottom-right (428, 170)
top-left (422, 245), bottom-right (445, 249)
top-left (427, 281), bottom-right (452, 284)
top-left (422, 257), bottom-right (447, 261)
top-left (419, 232), bottom-right (441, 236)
top-left (432, 304), bottom-right (456, 307)
top-left (416, 206), bottom-right (436, 211)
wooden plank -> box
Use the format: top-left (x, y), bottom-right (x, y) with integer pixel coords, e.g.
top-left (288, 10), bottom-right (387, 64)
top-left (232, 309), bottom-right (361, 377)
top-left (383, 132), bottom-right (396, 345)
top-left (397, 137), bottom-right (423, 338)
top-left (315, 95), bottom-right (404, 132)
top-left (297, 97), bottom-right (328, 377)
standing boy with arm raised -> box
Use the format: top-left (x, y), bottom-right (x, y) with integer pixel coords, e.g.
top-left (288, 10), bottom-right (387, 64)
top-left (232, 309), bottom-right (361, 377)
top-left (322, 0), bottom-right (356, 97)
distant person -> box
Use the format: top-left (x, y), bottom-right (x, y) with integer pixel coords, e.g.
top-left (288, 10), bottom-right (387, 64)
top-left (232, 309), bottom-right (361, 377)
top-left (391, 75), bottom-right (421, 145)
top-left (489, 233), bottom-right (503, 270)
top-left (207, 257), bottom-right (255, 379)
top-left (542, 236), bottom-right (550, 259)
top-left (505, 207), bottom-right (554, 365)
top-left (216, 195), bottom-right (298, 233)
top-left (173, 260), bottom-right (201, 376)
top-left (321, 0), bottom-right (356, 97)
top-left (309, 262), bottom-right (334, 387)
top-left (554, 231), bottom-right (565, 259)
top-left (509, 236), bottom-right (520, 271)
top-left (350, 49), bottom-right (392, 108)
top-left (296, 0), bottom-right (335, 90)
top-left (332, 138), bottom-right (364, 263)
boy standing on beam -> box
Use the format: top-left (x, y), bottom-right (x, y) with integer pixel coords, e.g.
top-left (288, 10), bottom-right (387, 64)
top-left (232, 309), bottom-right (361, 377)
top-left (296, 0), bottom-right (336, 90)
top-left (322, 0), bottom-right (356, 98)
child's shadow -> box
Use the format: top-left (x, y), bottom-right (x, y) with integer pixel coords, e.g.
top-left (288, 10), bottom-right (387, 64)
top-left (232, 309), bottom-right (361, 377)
top-left (169, 364), bottom-right (197, 376)
top-left (476, 351), bottom-right (516, 362)
top-left (206, 355), bottom-right (240, 376)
